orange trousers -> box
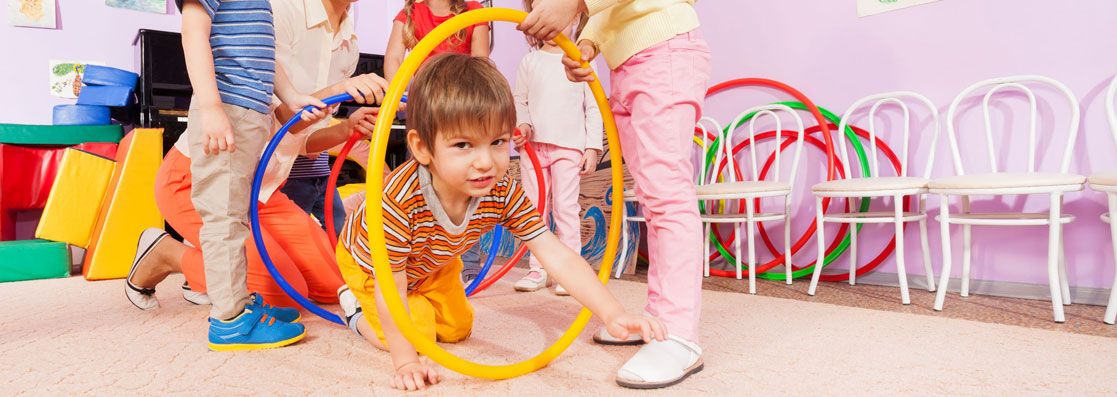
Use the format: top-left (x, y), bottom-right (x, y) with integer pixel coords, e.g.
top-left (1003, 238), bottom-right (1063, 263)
top-left (154, 148), bottom-right (344, 307)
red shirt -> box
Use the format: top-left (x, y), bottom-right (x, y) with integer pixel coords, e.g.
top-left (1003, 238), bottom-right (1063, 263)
top-left (394, 1), bottom-right (485, 56)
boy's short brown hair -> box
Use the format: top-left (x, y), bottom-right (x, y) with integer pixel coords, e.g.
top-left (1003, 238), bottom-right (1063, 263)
top-left (406, 54), bottom-right (516, 150)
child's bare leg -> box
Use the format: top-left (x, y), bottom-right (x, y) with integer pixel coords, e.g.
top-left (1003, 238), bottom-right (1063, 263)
top-left (130, 237), bottom-right (188, 289)
top-left (357, 321), bottom-right (387, 351)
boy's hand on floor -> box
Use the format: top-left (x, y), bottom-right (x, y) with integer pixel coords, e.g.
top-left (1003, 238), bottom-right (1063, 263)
top-left (562, 40), bottom-right (598, 83)
top-left (606, 313), bottom-right (667, 344)
top-left (579, 148), bottom-right (600, 175)
top-left (199, 104), bottom-right (235, 155)
top-left (391, 361), bottom-right (441, 391)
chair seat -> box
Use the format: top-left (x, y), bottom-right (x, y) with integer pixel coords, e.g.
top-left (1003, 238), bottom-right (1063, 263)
top-left (696, 181), bottom-right (791, 197)
top-left (623, 188), bottom-right (636, 199)
top-left (1088, 172), bottom-right (1117, 192)
top-left (812, 176), bottom-right (929, 193)
top-left (823, 211), bottom-right (926, 223)
top-left (928, 172), bottom-right (1085, 192)
top-left (701, 212), bottom-right (785, 223)
top-left (935, 212), bottom-right (1075, 226)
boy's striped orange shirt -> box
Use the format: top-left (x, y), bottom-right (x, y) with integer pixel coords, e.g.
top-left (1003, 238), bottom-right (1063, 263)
top-left (339, 159), bottom-right (546, 290)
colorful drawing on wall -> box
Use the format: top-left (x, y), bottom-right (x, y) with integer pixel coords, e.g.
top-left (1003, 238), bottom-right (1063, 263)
top-left (49, 61), bottom-right (102, 99)
top-left (8, 0), bottom-right (56, 28)
top-left (105, 0), bottom-right (165, 14)
top-left (856, 0), bottom-right (939, 17)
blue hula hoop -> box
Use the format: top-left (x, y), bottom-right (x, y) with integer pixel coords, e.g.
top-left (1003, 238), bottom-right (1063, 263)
top-left (465, 226), bottom-right (502, 295)
top-left (251, 93), bottom-right (499, 324)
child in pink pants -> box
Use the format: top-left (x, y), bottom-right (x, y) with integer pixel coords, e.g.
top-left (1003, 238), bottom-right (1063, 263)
top-left (511, 5), bottom-right (604, 295)
top-left (519, 0), bottom-right (710, 389)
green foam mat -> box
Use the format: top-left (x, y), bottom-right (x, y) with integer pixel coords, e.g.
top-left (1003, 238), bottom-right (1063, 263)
top-left (0, 239), bottom-right (71, 282)
top-left (0, 124), bottom-right (123, 145)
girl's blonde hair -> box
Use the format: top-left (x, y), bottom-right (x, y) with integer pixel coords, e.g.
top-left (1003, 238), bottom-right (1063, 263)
top-left (407, 54), bottom-right (516, 151)
top-left (402, 0), bottom-right (470, 49)
top-left (521, 0), bottom-right (588, 49)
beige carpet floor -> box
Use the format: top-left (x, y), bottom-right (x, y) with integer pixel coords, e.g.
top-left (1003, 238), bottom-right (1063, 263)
top-left (3, 269), bottom-right (1117, 396)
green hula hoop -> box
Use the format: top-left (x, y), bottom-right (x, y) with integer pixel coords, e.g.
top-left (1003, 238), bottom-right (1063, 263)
top-left (699, 102), bottom-right (870, 279)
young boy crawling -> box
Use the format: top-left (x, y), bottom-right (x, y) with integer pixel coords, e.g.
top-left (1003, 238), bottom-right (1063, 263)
top-left (334, 53), bottom-right (665, 391)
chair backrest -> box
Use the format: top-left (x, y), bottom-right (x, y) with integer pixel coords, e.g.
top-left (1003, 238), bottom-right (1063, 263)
top-left (696, 116), bottom-right (724, 186)
top-left (944, 75), bottom-right (1080, 175)
top-left (836, 91), bottom-right (939, 179)
top-left (1106, 75), bottom-right (1117, 149)
top-left (721, 104), bottom-right (807, 185)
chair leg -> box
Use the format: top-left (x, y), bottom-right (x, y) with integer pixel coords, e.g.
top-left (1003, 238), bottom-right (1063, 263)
top-left (1059, 238), bottom-right (1071, 305)
top-left (934, 194), bottom-right (953, 311)
top-left (918, 195), bottom-right (936, 292)
top-left (1047, 193), bottom-right (1067, 323)
top-left (809, 197), bottom-right (826, 296)
top-left (746, 199), bottom-right (757, 295)
top-left (616, 211), bottom-right (629, 279)
top-left (784, 204), bottom-right (793, 285)
top-left (849, 197), bottom-right (857, 286)
top-left (703, 223), bottom-right (711, 278)
top-left (849, 219), bottom-right (858, 286)
top-left (895, 194), bottom-right (911, 305)
top-left (961, 196), bottom-right (972, 298)
top-left (1105, 193), bottom-right (1117, 325)
top-left (734, 224), bottom-right (743, 281)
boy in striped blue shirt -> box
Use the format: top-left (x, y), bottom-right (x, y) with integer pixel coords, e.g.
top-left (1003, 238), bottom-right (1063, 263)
top-left (176, 0), bottom-right (326, 351)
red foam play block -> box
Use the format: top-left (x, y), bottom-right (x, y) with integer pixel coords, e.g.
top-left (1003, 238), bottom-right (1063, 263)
top-left (0, 142), bottom-right (117, 241)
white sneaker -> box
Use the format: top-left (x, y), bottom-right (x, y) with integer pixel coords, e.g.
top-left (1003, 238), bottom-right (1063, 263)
top-left (615, 335), bottom-right (703, 389)
top-left (181, 282), bottom-right (211, 305)
top-left (554, 284), bottom-right (569, 296)
top-left (591, 325), bottom-right (645, 345)
top-left (337, 285), bottom-right (364, 336)
top-left (125, 228), bottom-right (169, 311)
top-left (513, 270), bottom-right (550, 292)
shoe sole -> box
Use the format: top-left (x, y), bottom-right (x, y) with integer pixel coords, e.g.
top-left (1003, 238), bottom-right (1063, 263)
top-left (207, 329), bottom-right (307, 352)
top-left (592, 333), bottom-right (646, 346)
top-left (513, 276), bottom-right (553, 292)
top-left (616, 359), bottom-right (704, 389)
top-left (513, 284), bottom-right (547, 292)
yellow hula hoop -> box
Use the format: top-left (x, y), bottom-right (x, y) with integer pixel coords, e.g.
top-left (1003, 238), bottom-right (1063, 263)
top-left (364, 8), bottom-right (623, 380)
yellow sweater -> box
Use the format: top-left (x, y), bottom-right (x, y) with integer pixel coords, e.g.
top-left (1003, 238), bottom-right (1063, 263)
top-left (579, 0), bottom-right (701, 69)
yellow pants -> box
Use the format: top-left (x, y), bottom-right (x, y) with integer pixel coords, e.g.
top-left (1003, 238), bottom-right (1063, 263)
top-left (336, 244), bottom-right (474, 347)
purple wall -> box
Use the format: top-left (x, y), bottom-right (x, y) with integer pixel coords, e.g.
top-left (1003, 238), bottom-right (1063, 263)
top-left (689, 0), bottom-right (1117, 289)
top-left (0, 1), bottom-right (405, 125)
top-left (2, 1), bottom-right (1116, 290)
top-left (495, 0), bottom-right (1117, 291)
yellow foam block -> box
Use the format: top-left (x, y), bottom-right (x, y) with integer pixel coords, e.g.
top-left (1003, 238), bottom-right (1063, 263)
top-left (336, 183), bottom-right (365, 200)
top-left (35, 149), bottom-right (116, 247)
top-left (82, 129), bottom-right (164, 280)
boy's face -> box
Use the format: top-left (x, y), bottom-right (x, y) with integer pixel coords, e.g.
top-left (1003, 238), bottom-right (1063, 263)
top-left (411, 126), bottom-right (512, 201)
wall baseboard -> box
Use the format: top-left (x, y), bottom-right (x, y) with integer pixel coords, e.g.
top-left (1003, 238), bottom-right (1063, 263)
top-left (853, 272), bottom-right (1114, 307)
